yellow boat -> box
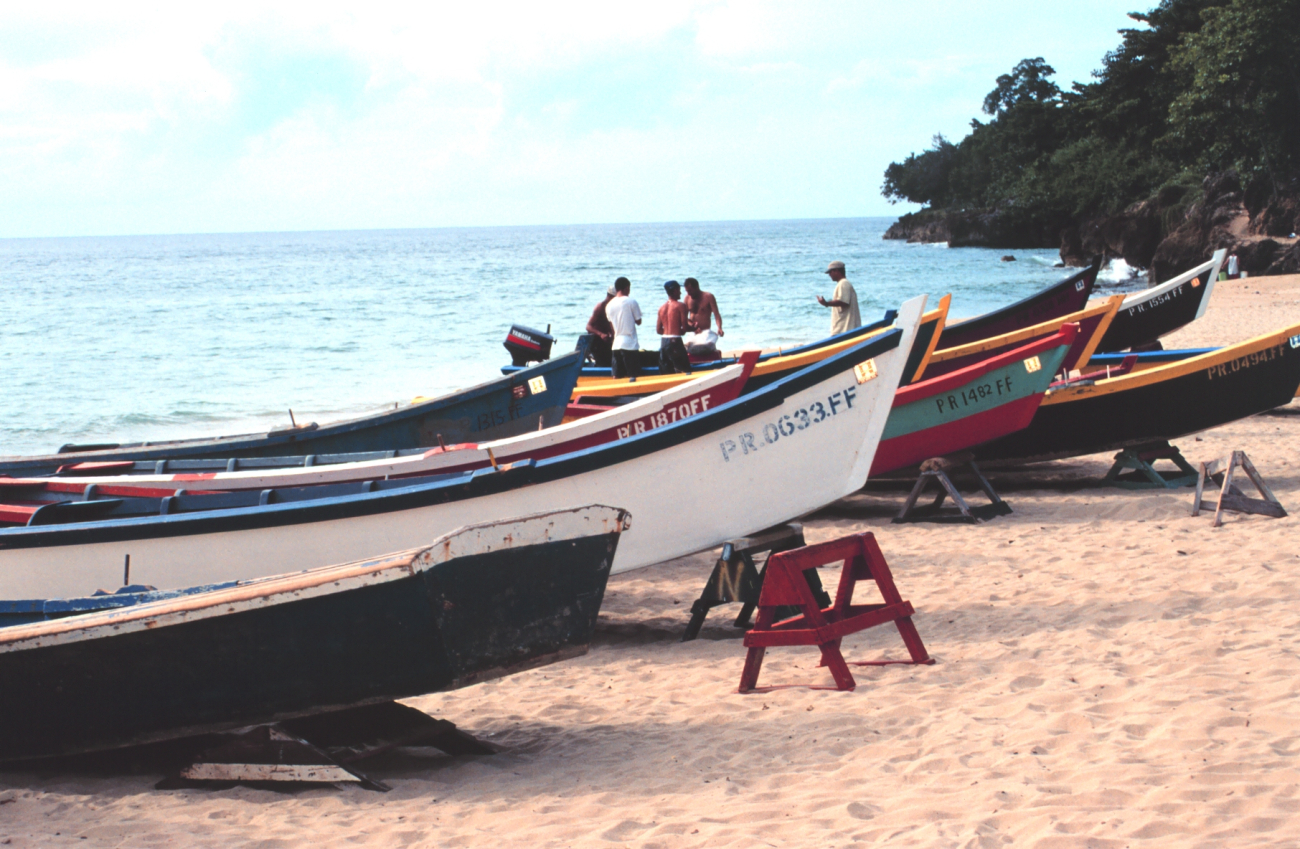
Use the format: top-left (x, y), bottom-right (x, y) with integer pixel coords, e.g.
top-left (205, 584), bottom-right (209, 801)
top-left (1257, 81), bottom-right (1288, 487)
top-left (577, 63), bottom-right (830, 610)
top-left (573, 296), bottom-right (952, 401)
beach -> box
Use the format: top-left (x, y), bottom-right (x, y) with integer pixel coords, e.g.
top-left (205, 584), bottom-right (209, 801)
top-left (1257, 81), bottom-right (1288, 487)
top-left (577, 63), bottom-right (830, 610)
top-left (3, 275), bottom-right (1300, 848)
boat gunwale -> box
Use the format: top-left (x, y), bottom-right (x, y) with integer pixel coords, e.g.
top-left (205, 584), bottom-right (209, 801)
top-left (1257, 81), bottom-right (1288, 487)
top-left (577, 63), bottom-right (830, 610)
top-left (0, 327), bottom-right (905, 549)
top-left (1042, 322), bottom-right (1300, 404)
top-left (894, 324), bottom-right (1080, 406)
top-left (0, 505), bottom-right (628, 649)
top-left (931, 296), bottom-right (1124, 364)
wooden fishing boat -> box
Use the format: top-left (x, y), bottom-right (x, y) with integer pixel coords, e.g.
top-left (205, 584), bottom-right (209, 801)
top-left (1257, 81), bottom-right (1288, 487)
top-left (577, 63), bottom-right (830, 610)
top-left (1093, 250), bottom-right (1227, 352)
top-left (572, 297), bottom-right (949, 402)
top-left (0, 298), bottom-right (926, 599)
top-left (0, 506), bottom-right (629, 762)
top-left (4, 354), bottom-right (760, 495)
top-left (506, 311), bottom-right (899, 379)
top-left (870, 324), bottom-right (1078, 475)
top-left (0, 340), bottom-right (593, 479)
top-left (921, 295), bottom-right (1123, 380)
top-left (936, 260), bottom-right (1100, 349)
top-left (974, 323), bottom-right (1300, 463)
top-left (898, 294), bottom-right (950, 385)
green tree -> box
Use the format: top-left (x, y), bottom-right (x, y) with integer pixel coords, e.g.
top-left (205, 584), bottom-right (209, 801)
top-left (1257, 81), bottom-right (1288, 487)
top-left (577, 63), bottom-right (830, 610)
top-left (1165, 0), bottom-right (1300, 188)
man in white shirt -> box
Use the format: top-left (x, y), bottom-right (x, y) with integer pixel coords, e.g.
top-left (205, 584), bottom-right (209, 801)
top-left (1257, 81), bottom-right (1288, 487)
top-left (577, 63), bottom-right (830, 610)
top-left (817, 260), bottom-right (861, 335)
top-left (605, 276), bottom-right (643, 379)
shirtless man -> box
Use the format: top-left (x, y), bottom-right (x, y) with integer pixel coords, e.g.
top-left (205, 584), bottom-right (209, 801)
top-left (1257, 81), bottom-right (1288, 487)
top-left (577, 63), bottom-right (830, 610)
top-left (656, 280), bottom-right (692, 375)
top-left (585, 286), bottom-right (617, 366)
top-left (683, 277), bottom-right (724, 337)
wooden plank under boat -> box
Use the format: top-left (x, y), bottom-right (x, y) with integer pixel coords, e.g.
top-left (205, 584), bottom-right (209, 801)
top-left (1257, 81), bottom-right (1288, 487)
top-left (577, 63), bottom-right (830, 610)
top-left (0, 298), bottom-right (927, 599)
top-left (0, 506), bottom-right (629, 762)
top-left (0, 339), bottom-right (594, 478)
top-left (870, 324), bottom-right (1079, 476)
top-left (921, 295), bottom-right (1123, 380)
top-left (936, 260), bottom-right (1100, 349)
top-left (2, 354), bottom-right (761, 495)
top-left (571, 300), bottom-right (947, 402)
top-left (974, 323), bottom-right (1300, 463)
top-left (1093, 250), bottom-right (1227, 353)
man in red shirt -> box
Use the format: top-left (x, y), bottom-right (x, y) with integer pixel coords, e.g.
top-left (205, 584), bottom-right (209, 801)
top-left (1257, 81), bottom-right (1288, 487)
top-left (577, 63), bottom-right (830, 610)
top-left (585, 285), bottom-right (616, 366)
top-left (656, 280), bottom-right (692, 374)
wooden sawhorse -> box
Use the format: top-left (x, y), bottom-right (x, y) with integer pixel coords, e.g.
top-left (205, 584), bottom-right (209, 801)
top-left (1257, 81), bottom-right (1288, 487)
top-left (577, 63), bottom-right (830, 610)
top-left (681, 523), bottom-right (830, 641)
top-left (893, 454), bottom-right (1011, 524)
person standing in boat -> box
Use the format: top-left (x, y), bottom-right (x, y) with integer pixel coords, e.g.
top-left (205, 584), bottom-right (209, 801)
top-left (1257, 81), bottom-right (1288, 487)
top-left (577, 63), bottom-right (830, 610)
top-left (817, 260), bottom-right (860, 334)
top-left (585, 285), bottom-right (617, 366)
top-left (656, 280), bottom-right (693, 375)
top-left (606, 277), bottom-right (643, 379)
top-left (683, 277), bottom-right (724, 356)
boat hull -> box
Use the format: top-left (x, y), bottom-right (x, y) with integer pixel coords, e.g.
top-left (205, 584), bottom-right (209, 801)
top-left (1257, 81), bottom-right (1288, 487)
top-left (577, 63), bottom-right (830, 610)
top-left (870, 329), bottom-right (1075, 475)
top-left (5, 356), bottom-right (758, 495)
top-left (0, 507), bottom-right (627, 762)
top-left (0, 298), bottom-right (925, 599)
top-left (976, 327), bottom-right (1300, 463)
top-left (923, 297), bottom-right (1121, 380)
top-left (937, 262), bottom-right (1099, 349)
top-left (1093, 251), bottom-right (1226, 352)
top-left (0, 343), bottom-right (592, 477)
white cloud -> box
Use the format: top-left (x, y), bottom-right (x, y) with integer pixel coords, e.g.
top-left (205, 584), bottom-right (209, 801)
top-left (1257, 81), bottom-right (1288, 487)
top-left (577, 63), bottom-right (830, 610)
top-left (0, 1), bottom-right (1144, 237)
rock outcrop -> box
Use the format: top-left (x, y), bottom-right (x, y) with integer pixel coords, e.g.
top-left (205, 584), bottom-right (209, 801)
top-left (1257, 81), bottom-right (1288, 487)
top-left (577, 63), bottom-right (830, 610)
top-left (887, 171), bottom-right (1300, 284)
top-left (1150, 172), bottom-right (1300, 283)
top-left (883, 209), bottom-right (1064, 249)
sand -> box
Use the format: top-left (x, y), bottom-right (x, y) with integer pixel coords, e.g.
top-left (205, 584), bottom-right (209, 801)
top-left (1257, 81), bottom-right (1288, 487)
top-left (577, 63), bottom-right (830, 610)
top-left (4, 275), bottom-right (1300, 848)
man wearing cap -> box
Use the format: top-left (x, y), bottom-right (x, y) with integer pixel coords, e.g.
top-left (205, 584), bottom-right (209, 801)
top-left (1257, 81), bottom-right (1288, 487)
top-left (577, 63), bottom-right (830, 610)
top-left (817, 261), bottom-right (861, 334)
top-left (585, 286), bottom-right (617, 366)
top-left (606, 276), bottom-right (643, 379)
top-left (656, 280), bottom-right (693, 375)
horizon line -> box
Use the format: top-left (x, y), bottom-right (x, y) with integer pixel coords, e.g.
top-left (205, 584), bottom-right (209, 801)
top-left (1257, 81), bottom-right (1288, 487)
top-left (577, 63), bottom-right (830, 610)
top-left (0, 213), bottom-right (913, 244)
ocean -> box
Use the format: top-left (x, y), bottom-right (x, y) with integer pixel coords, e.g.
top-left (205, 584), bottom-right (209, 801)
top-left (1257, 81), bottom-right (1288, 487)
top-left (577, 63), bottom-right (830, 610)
top-left (0, 217), bottom-right (1143, 457)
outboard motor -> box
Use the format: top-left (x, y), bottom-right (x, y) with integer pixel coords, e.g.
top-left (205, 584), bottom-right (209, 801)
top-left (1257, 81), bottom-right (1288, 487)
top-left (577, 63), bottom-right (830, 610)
top-left (504, 324), bottom-right (555, 367)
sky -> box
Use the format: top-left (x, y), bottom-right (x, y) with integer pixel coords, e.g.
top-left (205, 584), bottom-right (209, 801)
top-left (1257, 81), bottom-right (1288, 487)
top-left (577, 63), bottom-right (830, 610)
top-left (0, 1), bottom-right (1149, 238)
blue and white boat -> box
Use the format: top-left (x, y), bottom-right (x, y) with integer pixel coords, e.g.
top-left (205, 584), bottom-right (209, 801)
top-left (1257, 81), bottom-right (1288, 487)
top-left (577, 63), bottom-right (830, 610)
top-left (0, 337), bottom-right (592, 478)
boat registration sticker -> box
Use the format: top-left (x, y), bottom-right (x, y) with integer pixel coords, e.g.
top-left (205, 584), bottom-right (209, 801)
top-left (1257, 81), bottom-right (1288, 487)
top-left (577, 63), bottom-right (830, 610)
top-left (528, 376), bottom-right (548, 395)
top-left (854, 359), bottom-right (878, 384)
top-left (1290, 335), bottom-right (1300, 349)
top-left (1023, 356), bottom-right (1042, 373)
top-left (1075, 280), bottom-right (1086, 291)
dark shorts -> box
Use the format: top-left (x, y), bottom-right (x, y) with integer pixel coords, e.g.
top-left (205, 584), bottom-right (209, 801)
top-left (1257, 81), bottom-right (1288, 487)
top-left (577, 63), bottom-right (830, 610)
top-left (611, 349), bottom-right (641, 379)
top-left (589, 336), bottom-right (613, 367)
top-left (659, 337), bottom-right (692, 375)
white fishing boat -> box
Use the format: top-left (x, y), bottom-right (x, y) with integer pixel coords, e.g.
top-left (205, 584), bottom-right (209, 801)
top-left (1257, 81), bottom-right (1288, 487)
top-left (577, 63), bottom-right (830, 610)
top-left (3, 353), bottom-right (758, 495)
top-left (0, 297), bottom-right (924, 599)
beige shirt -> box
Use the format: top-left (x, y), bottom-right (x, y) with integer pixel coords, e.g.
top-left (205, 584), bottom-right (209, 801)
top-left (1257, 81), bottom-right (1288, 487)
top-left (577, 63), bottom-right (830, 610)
top-left (830, 278), bottom-right (861, 335)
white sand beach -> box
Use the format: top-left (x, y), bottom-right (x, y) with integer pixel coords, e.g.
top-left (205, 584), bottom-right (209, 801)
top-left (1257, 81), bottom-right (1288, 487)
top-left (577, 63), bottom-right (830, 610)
top-left (4, 275), bottom-right (1300, 848)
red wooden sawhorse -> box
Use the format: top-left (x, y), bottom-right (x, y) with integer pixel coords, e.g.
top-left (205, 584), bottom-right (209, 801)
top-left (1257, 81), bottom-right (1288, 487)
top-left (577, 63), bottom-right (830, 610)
top-left (738, 532), bottom-right (933, 693)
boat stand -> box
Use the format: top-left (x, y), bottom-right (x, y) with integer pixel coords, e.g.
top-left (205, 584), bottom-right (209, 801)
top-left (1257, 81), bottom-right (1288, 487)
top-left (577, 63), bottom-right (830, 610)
top-left (1104, 441), bottom-right (1198, 489)
top-left (157, 702), bottom-right (494, 792)
top-left (1192, 450), bottom-right (1288, 527)
top-left (681, 523), bottom-right (831, 641)
top-left (738, 532), bottom-right (933, 693)
top-left (892, 454), bottom-right (1011, 524)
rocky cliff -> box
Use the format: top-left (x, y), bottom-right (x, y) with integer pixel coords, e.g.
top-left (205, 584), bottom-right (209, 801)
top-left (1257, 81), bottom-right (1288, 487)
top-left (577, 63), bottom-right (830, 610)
top-left (886, 172), bottom-right (1300, 284)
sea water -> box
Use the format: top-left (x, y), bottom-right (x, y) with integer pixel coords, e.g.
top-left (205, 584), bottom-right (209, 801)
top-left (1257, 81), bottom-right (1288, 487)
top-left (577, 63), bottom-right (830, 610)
top-left (0, 218), bottom-right (1143, 456)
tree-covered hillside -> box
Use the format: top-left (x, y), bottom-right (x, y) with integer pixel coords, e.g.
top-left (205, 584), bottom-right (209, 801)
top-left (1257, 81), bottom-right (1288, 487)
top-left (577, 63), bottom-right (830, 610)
top-left (882, 0), bottom-right (1300, 276)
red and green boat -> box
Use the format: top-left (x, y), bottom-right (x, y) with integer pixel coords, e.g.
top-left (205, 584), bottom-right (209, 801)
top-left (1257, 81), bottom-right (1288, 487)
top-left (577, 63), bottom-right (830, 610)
top-left (870, 324), bottom-right (1079, 476)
